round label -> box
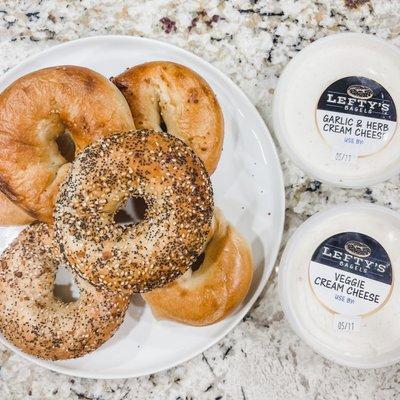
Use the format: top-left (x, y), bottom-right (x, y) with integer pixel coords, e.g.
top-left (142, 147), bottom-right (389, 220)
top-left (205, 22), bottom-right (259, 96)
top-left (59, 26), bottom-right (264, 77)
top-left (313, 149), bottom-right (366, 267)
top-left (316, 76), bottom-right (397, 157)
top-left (309, 232), bottom-right (393, 316)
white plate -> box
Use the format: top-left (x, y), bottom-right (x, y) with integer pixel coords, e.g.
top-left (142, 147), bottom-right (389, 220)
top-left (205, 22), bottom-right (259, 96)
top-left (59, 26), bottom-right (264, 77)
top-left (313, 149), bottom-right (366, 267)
top-left (0, 36), bottom-right (284, 379)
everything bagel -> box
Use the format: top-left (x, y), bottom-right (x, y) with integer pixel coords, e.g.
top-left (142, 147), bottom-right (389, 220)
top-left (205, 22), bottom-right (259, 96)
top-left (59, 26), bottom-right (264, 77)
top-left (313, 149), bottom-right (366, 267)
top-left (143, 210), bottom-right (253, 326)
top-left (55, 129), bottom-right (214, 293)
top-left (0, 65), bottom-right (135, 222)
top-left (0, 223), bottom-right (129, 360)
top-left (112, 61), bottom-right (224, 174)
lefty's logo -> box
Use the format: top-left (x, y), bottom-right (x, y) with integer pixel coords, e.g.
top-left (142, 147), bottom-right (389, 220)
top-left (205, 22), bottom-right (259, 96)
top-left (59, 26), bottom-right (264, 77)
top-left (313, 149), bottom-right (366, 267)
top-left (346, 84), bottom-right (374, 100)
top-left (344, 240), bottom-right (371, 258)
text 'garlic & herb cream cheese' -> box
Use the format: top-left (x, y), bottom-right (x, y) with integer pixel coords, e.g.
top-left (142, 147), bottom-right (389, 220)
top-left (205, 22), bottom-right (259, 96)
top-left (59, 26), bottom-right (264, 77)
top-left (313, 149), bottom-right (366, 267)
top-left (273, 33), bottom-right (400, 188)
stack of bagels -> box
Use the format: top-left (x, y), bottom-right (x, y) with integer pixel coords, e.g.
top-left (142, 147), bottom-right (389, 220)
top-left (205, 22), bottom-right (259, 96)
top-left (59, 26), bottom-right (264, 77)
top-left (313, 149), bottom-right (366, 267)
top-left (0, 61), bottom-right (253, 360)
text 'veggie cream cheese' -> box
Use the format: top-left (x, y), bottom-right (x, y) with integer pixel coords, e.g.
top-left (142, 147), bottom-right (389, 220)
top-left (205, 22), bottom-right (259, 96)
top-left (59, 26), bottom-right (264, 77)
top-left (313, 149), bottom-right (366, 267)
top-left (279, 204), bottom-right (400, 368)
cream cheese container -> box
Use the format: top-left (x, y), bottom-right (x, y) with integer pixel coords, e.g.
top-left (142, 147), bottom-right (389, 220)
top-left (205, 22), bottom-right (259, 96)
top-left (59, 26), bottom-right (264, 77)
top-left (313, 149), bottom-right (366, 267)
top-left (279, 203), bottom-right (400, 368)
top-left (273, 33), bottom-right (400, 188)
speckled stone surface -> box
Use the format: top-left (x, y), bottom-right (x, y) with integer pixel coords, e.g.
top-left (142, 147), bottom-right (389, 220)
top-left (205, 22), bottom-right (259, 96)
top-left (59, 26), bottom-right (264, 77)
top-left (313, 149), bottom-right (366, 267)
top-left (1, 0), bottom-right (400, 399)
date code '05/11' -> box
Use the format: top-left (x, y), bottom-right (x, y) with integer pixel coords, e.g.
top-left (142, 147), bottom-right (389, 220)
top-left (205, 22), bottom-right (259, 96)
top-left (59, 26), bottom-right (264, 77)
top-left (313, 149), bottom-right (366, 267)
top-left (333, 315), bottom-right (361, 332)
top-left (331, 149), bottom-right (358, 164)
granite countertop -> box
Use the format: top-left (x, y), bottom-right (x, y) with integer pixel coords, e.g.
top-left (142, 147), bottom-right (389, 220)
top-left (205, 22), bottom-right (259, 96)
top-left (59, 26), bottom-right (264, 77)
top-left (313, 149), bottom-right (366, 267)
top-left (1, 0), bottom-right (400, 399)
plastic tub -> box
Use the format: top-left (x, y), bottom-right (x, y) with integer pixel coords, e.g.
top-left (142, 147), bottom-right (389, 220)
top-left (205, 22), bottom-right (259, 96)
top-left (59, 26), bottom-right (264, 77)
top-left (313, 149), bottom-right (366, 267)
top-left (279, 203), bottom-right (400, 368)
top-left (273, 33), bottom-right (400, 188)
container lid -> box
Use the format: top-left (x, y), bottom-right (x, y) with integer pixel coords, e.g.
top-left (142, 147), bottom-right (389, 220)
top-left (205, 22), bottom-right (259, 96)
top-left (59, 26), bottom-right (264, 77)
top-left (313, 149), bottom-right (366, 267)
top-left (279, 203), bottom-right (400, 368)
top-left (273, 33), bottom-right (400, 188)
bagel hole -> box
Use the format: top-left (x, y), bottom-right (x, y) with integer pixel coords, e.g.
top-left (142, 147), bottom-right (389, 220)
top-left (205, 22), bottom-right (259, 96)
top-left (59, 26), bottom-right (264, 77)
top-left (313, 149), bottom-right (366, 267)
top-left (159, 114), bottom-right (168, 133)
top-left (53, 264), bottom-right (80, 303)
top-left (114, 197), bottom-right (147, 226)
top-left (191, 252), bottom-right (205, 272)
top-left (56, 131), bottom-right (76, 162)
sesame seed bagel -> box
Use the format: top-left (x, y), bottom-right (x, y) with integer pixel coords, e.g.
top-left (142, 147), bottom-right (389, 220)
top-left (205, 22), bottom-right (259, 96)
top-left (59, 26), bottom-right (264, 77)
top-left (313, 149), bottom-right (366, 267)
top-left (112, 61), bottom-right (224, 174)
top-left (0, 223), bottom-right (129, 360)
top-left (0, 65), bottom-right (135, 223)
top-left (55, 129), bottom-right (214, 293)
top-left (143, 209), bottom-right (253, 326)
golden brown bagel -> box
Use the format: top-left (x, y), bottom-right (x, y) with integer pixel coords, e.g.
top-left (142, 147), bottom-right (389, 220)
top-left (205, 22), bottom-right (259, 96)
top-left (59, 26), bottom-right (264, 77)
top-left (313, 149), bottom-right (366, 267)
top-left (0, 193), bottom-right (34, 225)
top-left (55, 130), bottom-right (214, 293)
top-left (112, 61), bottom-right (224, 174)
top-left (0, 223), bottom-right (129, 360)
top-left (143, 210), bottom-right (253, 326)
top-left (0, 65), bottom-right (135, 223)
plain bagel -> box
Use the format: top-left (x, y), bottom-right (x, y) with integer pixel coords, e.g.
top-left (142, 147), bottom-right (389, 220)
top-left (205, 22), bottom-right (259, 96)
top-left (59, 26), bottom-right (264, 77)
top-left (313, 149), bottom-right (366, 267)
top-left (0, 192), bottom-right (34, 226)
top-left (143, 209), bottom-right (253, 326)
top-left (55, 129), bottom-right (214, 293)
top-left (0, 65), bottom-right (135, 223)
top-left (112, 61), bottom-right (224, 174)
top-left (0, 223), bottom-right (129, 360)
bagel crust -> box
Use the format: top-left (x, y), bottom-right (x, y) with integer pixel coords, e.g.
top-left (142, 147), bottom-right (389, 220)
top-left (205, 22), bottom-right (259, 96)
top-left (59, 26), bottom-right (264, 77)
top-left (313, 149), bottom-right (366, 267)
top-left (112, 61), bottom-right (224, 174)
top-left (143, 210), bottom-right (253, 326)
top-left (0, 192), bottom-right (35, 226)
top-left (0, 65), bottom-right (135, 223)
top-left (0, 223), bottom-right (129, 360)
top-left (55, 129), bottom-right (214, 293)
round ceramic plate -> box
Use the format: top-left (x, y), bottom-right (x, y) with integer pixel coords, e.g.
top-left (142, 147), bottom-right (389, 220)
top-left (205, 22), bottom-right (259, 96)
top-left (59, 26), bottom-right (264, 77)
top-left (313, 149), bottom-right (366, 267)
top-left (0, 36), bottom-right (284, 379)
